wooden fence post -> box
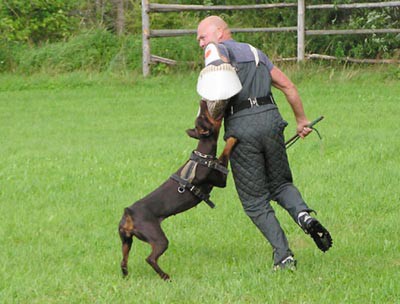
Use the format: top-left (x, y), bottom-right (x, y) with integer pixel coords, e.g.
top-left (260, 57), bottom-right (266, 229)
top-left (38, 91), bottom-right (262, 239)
top-left (141, 0), bottom-right (151, 77)
top-left (297, 0), bottom-right (305, 62)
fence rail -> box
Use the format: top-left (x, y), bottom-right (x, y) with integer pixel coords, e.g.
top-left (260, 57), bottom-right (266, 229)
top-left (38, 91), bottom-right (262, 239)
top-left (149, 27), bottom-right (299, 38)
top-left (149, 3), bottom-right (297, 12)
top-left (148, 1), bottom-right (400, 12)
top-left (142, 0), bottom-right (400, 76)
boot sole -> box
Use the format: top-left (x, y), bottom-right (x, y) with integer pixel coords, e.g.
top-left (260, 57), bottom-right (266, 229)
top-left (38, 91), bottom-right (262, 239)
top-left (307, 220), bottom-right (333, 252)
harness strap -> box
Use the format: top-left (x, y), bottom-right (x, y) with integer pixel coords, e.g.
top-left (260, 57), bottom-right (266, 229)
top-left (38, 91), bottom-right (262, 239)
top-left (170, 174), bottom-right (216, 209)
top-left (248, 44), bottom-right (259, 66)
top-left (190, 152), bottom-right (229, 175)
top-left (180, 160), bottom-right (197, 182)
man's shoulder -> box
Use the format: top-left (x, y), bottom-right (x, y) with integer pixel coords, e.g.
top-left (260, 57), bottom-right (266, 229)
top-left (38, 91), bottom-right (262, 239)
top-left (220, 40), bottom-right (271, 68)
top-left (220, 39), bottom-right (249, 49)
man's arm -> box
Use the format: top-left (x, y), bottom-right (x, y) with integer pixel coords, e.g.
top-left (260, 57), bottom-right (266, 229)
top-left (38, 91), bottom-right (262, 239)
top-left (270, 66), bottom-right (312, 138)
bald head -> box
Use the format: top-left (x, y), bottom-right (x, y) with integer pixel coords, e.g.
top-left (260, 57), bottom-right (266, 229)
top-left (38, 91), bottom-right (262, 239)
top-left (199, 16), bottom-right (229, 32)
top-left (197, 16), bottom-right (231, 49)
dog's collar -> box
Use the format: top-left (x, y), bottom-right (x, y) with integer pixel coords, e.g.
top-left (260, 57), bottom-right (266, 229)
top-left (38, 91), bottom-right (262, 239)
top-left (190, 151), bottom-right (229, 175)
top-left (192, 150), bottom-right (214, 159)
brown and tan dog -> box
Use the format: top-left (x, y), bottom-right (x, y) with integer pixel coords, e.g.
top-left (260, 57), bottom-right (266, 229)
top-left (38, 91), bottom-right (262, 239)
top-left (118, 100), bottom-right (237, 280)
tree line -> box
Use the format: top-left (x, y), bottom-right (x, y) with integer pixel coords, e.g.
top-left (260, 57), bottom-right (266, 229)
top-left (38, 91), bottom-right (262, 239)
top-left (0, 0), bottom-right (398, 73)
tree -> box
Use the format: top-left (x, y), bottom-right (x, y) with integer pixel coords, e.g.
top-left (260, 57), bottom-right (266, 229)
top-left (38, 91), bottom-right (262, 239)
top-left (114, 0), bottom-right (125, 36)
top-left (0, 0), bottom-right (79, 44)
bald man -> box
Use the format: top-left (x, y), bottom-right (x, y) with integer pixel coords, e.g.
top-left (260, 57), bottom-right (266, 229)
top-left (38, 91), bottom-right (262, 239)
top-left (197, 16), bottom-right (332, 271)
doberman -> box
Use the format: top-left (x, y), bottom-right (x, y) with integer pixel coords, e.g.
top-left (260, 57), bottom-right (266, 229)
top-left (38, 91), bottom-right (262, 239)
top-left (118, 100), bottom-right (237, 280)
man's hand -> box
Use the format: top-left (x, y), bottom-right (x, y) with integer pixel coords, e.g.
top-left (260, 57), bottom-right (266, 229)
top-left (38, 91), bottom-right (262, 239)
top-left (296, 121), bottom-right (313, 138)
top-left (287, 116), bottom-right (324, 148)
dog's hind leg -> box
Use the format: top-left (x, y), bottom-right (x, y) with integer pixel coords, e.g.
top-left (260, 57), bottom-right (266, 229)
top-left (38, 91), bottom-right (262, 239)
top-left (120, 235), bottom-right (133, 277)
top-left (119, 209), bottom-right (135, 277)
top-left (143, 224), bottom-right (170, 280)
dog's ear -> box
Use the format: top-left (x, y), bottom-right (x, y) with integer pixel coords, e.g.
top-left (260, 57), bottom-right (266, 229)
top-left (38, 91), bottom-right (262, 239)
top-left (186, 128), bottom-right (199, 139)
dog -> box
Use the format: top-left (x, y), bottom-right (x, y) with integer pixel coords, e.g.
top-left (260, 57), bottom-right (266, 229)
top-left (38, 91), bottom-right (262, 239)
top-left (118, 100), bottom-right (237, 280)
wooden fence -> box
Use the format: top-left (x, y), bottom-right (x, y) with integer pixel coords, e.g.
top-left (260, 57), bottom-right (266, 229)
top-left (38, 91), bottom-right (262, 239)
top-left (141, 0), bottom-right (400, 76)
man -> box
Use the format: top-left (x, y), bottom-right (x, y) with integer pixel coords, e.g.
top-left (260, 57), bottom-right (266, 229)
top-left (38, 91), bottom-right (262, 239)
top-left (196, 16), bottom-right (332, 271)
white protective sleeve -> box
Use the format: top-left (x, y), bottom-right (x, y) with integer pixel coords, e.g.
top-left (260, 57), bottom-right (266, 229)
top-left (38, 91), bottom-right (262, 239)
top-left (196, 43), bottom-right (242, 103)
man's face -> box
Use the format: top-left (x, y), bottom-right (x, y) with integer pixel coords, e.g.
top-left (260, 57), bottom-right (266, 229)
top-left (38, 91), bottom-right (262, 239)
top-left (197, 22), bottom-right (220, 49)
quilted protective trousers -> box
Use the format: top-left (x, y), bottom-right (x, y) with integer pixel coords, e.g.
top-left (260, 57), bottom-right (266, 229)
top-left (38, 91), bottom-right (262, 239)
top-left (225, 106), bottom-right (311, 264)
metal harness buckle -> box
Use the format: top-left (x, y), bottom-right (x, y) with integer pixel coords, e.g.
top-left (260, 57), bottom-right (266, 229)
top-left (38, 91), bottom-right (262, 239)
top-left (248, 97), bottom-right (259, 107)
top-left (178, 185), bottom-right (185, 193)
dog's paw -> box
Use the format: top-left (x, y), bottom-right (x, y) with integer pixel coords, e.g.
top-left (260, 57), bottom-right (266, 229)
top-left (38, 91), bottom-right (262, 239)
top-left (160, 273), bottom-right (171, 281)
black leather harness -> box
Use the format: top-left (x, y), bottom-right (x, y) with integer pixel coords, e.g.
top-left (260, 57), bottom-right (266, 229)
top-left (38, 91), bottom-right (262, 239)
top-left (170, 173), bottom-right (216, 208)
top-left (190, 150), bottom-right (229, 175)
top-left (170, 150), bottom-right (229, 209)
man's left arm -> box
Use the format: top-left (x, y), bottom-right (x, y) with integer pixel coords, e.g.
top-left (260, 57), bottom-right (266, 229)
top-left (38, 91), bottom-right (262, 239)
top-left (270, 66), bottom-right (312, 138)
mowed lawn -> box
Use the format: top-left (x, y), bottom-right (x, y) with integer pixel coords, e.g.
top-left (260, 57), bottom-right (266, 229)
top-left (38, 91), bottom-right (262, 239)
top-left (1, 67), bottom-right (399, 303)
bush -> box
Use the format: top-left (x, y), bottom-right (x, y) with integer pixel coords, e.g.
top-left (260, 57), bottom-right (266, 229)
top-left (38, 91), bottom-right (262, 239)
top-left (0, 0), bottom-right (80, 44)
top-left (0, 40), bottom-right (24, 72)
top-left (306, 6), bottom-right (400, 59)
top-left (15, 30), bottom-right (127, 74)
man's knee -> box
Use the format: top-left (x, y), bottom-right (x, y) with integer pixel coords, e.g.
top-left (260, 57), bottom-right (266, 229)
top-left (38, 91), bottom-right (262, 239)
top-left (241, 197), bottom-right (273, 220)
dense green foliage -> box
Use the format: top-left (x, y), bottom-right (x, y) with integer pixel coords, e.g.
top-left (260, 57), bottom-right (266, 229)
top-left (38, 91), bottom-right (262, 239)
top-left (0, 0), bottom-right (80, 44)
top-left (306, 6), bottom-right (400, 58)
top-left (13, 30), bottom-right (128, 74)
top-left (0, 31), bottom-right (201, 74)
top-left (1, 67), bottom-right (399, 302)
top-left (0, 0), bottom-right (399, 73)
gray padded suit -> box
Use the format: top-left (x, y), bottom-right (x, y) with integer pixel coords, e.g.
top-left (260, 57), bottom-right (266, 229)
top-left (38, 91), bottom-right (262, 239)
top-left (218, 40), bottom-right (311, 264)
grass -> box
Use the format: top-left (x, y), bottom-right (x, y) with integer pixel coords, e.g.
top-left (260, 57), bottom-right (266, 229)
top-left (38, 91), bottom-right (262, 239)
top-left (1, 66), bottom-right (399, 303)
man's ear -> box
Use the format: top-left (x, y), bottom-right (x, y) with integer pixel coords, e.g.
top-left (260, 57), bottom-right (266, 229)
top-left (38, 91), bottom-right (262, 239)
top-left (186, 128), bottom-right (199, 139)
top-left (216, 28), bottom-right (224, 40)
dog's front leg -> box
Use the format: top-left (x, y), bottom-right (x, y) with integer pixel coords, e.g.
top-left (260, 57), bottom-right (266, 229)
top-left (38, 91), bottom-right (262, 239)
top-left (208, 137), bottom-right (238, 188)
top-left (218, 137), bottom-right (237, 167)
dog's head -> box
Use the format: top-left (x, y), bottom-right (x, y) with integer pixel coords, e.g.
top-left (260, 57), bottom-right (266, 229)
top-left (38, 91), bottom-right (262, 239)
top-left (186, 100), bottom-right (222, 140)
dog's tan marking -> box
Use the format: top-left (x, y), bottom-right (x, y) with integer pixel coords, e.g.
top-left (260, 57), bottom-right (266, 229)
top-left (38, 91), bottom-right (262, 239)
top-left (121, 214), bottom-right (135, 237)
top-left (218, 137), bottom-right (237, 165)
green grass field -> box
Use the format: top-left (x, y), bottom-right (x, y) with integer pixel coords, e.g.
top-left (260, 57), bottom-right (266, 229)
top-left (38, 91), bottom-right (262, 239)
top-left (1, 66), bottom-right (399, 303)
